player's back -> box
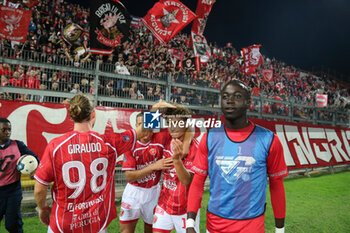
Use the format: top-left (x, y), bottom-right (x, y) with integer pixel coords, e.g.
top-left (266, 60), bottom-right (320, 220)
top-left (39, 131), bottom-right (118, 233)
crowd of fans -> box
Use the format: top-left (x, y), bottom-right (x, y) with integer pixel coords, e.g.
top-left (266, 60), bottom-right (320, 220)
top-left (0, 0), bottom-right (349, 122)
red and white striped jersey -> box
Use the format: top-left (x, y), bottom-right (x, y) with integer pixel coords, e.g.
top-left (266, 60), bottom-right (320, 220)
top-left (158, 138), bottom-right (198, 215)
top-left (122, 132), bottom-right (171, 188)
top-left (34, 130), bottom-right (135, 233)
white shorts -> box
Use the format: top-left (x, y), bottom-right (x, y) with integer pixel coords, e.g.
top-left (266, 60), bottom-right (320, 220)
top-left (152, 205), bottom-right (200, 233)
top-left (119, 183), bottom-right (161, 225)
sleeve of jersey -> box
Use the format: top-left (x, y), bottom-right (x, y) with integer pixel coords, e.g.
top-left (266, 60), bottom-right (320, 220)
top-left (34, 144), bottom-right (54, 186)
top-left (112, 129), bottom-right (136, 156)
top-left (267, 135), bottom-right (288, 180)
top-left (269, 177), bottom-right (286, 219)
top-left (190, 133), bottom-right (208, 176)
top-left (122, 151), bottom-right (136, 171)
top-left (187, 173), bottom-right (206, 213)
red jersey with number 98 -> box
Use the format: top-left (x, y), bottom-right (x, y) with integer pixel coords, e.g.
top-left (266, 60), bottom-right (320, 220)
top-left (34, 130), bottom-right (135, 233)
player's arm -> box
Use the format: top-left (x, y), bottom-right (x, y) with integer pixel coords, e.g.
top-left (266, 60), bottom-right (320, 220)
top-left (34, 181), bottom-right (51, 226)
top-left (267, 135), bottom-right (288, 233)
top-left (33, 144), bottom-right (54, 226)
top-left (16, 140), bottom-right (39, 163)
top-left (171, 139), bottom-right (193, 186)
top-left (150, 99), bottom-right (176, 111)
top-left (269, 178), bottom-right (286, 231)
top-left (126, 158), bottom-right (173, 182)
top-left (186, 174), bottom-right (206, 233)
top-left (186, 133), bottom-right (209, 232)
top-left (125, 155), bottom-right (173, 182)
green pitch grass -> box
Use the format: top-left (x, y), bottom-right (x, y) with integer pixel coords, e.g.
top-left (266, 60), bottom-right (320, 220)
top-left (8, 171), bottom-right (350, 233)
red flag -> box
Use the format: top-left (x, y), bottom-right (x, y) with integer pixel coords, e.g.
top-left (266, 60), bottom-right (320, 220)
top-left (195, 56), bottom-right (201, 71)
top-left (191, 31), bottom-right (211, 63)
top-left (192, 0), bottom-right (216, 35)
top-left (241, 44), bottom-right (263, 75)
top-left (168, 48), bottom-right (185, 60)
top-left (142, 0), bottom-right (196, 44)
top-left (24, 0), bottom-right (40, 9)
top-left (316, 93), bottom-right (328, 107)
top-left (262, 69), bottom-right (273, 82)
top-left (0, 5), bottom-right (31, 43)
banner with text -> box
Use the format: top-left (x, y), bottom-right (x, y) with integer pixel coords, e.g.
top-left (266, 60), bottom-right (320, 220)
top-left (1, 100), bottom-right (349, 170)
top-left (0, 5), bottom-right (31, 43)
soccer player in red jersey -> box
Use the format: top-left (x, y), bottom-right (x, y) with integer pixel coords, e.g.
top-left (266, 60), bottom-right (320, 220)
top-left (120, 112), bottom-right (173, 233)
top-left (153, 105), bottom-right (200, 233)
top-left (186, 80), bottom-right (288, 233)
top-left (33, 94), bottom-right (148, 233)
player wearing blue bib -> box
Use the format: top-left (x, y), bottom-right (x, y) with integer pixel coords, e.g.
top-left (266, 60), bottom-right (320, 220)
top-left (186, 80), bottom-right (288, 233)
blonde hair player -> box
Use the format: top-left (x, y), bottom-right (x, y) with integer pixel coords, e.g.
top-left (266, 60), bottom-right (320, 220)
top-left (34, 94), bottom-right (149, 233)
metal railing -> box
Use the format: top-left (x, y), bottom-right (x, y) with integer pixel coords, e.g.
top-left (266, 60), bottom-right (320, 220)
top-left (1, 53), bottom-right (348, 126)
top-left (1, 49), bottom-right (349, 213)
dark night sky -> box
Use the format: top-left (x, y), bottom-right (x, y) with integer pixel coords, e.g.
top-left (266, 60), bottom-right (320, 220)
top-left (75, 0), bottom-right (350, 82)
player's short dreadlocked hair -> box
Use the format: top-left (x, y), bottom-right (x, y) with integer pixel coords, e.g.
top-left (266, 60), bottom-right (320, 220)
top-left (222, 79), bottom-right (251, 100)
top-left (0, 118), bottom-right (10, 124)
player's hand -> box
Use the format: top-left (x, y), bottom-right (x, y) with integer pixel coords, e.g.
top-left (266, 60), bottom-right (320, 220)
top-left (186, 228), bottom-right (196, 233)
top-left (29, 171), bottom-right (36, 179)
top-left (171, 139), bottom-right (183, 160)
top-left (38, 205), bottom-right (51, 226)
top-left (153, 158), bottom-right (173, 170)
top-left (151, 100), bottom-right (175, 111)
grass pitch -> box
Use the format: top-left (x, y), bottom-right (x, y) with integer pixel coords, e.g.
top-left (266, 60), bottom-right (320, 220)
top-left (5, 171), bottom-right (350, 233)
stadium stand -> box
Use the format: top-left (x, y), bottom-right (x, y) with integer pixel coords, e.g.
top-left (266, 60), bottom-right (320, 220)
top-left (0, 0), bottom-right (349, 118)
top-left (0, 1), bottom-right (349, 219)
